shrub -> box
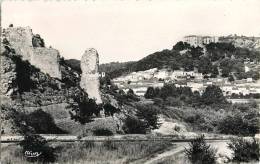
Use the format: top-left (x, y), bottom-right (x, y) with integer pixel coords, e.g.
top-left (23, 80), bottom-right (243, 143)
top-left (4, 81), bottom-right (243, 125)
top-left (165, 97), bottom-right (182, 107)
top-left (228, 138), bottom-right (260, 162)
top-left (93, 128), bottom-right (114, 136)
top-left (218, 109), bottom-right (259, 136)
top-left (153, 97), bottom-right (164, 107)
top-left (68, 88), bottom-right (98, 124)
top-left (136, 104), bottom-right (160, 130)
top-left (26, 109), bottom-right (67, 134)
top-left (201, 85), bottom-right (227, 105)
top-left (145, 87), bottom-right (156, 99)
top-left (185, 135), bottom-right (217, 164)
top-left (19, 134), bottom-right (56, 163)
top-left (103, 103), bottom-right (120, 117)
top-left (123, 115), bottom-right (148, 134)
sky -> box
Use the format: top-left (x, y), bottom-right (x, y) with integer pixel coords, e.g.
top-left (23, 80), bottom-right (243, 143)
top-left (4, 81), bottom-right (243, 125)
top-left (2, 0), bottom-right (260, 63)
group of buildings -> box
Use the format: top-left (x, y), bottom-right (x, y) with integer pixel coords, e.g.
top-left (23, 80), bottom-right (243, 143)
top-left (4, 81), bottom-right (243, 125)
top-left (112, 68), bottom-right (260, 97)
top-left (111, 34), bottom-right (260, 97)
top-left (183, 35), bottom-right (219, 47)
top-left (183, 34), bottom-right (260, 50)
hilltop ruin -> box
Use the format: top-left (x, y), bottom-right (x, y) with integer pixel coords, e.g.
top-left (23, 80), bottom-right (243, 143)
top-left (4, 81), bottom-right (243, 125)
top-left (3, 26), bottom-right (62, 79)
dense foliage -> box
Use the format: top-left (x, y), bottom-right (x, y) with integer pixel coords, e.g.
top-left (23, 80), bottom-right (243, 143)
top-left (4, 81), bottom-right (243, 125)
top-left (201, 85), bottom-right (227, 105)
top-left (123, 115), bottom-right (148, 134)
top-left (185, 135), bottom-right (217, 164)
top-left (92, 128), bottom-right (114, 136)
top-left (228, 138), bottom-right (260, 162)
top-left (100, 41), bottom-right (260, 80)
top-left (136, 105), bottom-right (160, 130)
top-left (20, 134), bottom-right (56, 162)
top-left (123, 104), bottom-right (160, 134)
top-left (2, 105), bottom-right (66, 134)
top-left (67, 88), bottom-right (99, 124)
top-left (145, 84), bottom-right (227, 107)
top-left (218, 109), bottom-right (259, 136)
top-left (25, 109), bottom-right (67, 134)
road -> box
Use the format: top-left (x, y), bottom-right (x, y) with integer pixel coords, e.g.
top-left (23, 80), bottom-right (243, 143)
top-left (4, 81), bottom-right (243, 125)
top-left (135, 141), bottom-right (232, 164)
top-left (0, 134), bottom-right (232, 143)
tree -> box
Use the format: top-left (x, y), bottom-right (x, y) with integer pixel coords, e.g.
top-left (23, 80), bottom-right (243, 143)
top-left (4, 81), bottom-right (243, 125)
top-left (26, 109), bottom-right (67, 134)
top-left (228, 75), bottom-right (235, 82)
top-left (127, 88), bottom-right (134, 95)
top-left (172, 41), bottom-right (191, 51)
top-left (221, 67), bottom-right (230, 77)
top-left (20, 134), bottom-right (56, 162)
top-left (228, 138), bottom-right (260, 162)
top-left (245, 70), bottom-right (260, 80)
top-left (122, 115), bottom-right (148, 134)
top-left (190, 46), bottom-right (203, 59)
top-left (211, 65), bottom-right (219, 78)
top-left (103, 103), bottom-right (120, 117)
top-left (198, 56), bottom-right (213, 75)
top-left (218, 109), bottom-right (259, 136)
top-left (144, 87), bottom-right (156, 99)
top-left (67, 88), bottom-right (98, 124)
top-left (136, 105), bottom-right (160, 130)
top-left (185, 135), bottom-right (217, 164)
top-left (201, 85), bottom-right (226, 105)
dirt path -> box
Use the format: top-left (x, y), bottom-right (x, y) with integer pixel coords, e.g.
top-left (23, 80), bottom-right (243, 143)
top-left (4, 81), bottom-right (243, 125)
top-left (143, 143), bottom-right (188, 164)
top-left (134, 141), bottom-right (231, 164)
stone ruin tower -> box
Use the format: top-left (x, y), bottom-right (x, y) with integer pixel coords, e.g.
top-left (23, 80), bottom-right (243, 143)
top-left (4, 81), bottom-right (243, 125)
top-left (80, 48), bottom-right (102, 104)
top-left (3, 26), bottom-right (61, 79)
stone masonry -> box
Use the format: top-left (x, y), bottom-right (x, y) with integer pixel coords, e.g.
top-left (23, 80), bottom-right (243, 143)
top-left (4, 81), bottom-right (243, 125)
top-left (3, 26), bottom-right (61, 79)
top-left (80, 48), bottom-right (102, 104)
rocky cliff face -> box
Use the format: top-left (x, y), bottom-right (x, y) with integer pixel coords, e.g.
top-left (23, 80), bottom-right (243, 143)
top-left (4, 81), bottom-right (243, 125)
top-left (0, 54), bottom-right (17, 97)
top-left (80, 48), bottom-right (102, 103)
top-left (3, 26), bottom-right (61, 79)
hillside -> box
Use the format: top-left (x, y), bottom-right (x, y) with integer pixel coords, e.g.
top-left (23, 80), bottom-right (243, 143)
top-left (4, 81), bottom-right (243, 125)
top-left (104, 41), bottom-right (260, 80)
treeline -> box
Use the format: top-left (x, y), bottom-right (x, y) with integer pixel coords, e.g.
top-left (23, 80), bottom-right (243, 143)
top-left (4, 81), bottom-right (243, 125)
top-left (104, 41), bottom-right (260, 80)
top-left (144, 84), bottom-right (227, 107)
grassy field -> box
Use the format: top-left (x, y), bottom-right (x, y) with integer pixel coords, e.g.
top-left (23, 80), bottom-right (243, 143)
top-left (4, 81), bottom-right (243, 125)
top-left (1, 140), bottom-right (173, 164)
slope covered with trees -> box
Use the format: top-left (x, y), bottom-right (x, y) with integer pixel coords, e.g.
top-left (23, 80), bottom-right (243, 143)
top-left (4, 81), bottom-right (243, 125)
top-left (102, 41), bottom-right (260, 80)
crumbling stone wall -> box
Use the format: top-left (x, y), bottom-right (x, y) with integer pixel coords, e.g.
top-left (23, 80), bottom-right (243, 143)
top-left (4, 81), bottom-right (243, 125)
top-left (32, 48), bottom-right (61, 79)
top-left (4, 26), bottom-right (34, 61)
top-left (3, 26), bottom-right (61, 79)
top-left (80, 48), bottom-right (102, 103)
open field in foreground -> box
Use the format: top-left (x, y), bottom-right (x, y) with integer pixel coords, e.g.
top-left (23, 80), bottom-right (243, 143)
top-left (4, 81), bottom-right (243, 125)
top-left (1, 140), bottom-right (174, 164)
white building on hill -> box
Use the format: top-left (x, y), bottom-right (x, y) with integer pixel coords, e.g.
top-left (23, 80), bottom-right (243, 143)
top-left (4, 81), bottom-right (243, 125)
top-left (183, 35), bottom-right (219, 47)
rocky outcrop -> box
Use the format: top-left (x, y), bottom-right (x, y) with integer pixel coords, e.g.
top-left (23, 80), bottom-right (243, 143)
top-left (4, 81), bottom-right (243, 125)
top-left (3, 26), bottom-right (61, 79)
top-left (80, 48), bottom-right (102, 103)
top-left (0, 53), bottom-right (17, 97)
top-left (32, 34), bottom-right (45, 47)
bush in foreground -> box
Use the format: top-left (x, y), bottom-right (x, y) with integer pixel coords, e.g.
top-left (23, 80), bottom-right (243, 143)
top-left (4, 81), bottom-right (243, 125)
top-left (185, 135), bottom-right (217, 164)
top-left (19, 134), bottom-right (56, 163)
top-left (228, 138), bottom-right (260, 162)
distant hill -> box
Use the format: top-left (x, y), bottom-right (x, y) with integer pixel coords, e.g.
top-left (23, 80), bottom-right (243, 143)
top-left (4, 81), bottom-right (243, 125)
top-left (106, 41), bottom-right (260, 80)
top-left (64, 59), bottom-right (81, 73)
top-left (65, 37), bottom-right (260, 81)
